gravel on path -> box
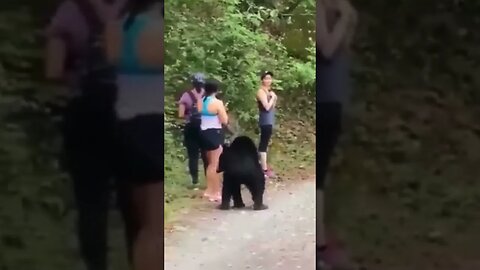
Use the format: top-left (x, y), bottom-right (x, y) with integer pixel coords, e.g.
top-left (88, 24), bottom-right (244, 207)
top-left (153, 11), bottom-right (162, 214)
top-left (164, 178), bottom-right (316, 270)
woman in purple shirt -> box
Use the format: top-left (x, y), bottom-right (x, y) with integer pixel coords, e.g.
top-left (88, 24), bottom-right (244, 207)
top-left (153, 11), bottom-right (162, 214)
top-left (178, 73), bottom-right (208, 185)
top-left (45, 1), bottom-right (128, 270)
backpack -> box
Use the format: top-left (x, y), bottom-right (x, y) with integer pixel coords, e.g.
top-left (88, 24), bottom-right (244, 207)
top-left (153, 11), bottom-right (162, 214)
top-left (73, 0), bottom-right (117, 106)
top-left (186, 90), bottom-right (202, 127)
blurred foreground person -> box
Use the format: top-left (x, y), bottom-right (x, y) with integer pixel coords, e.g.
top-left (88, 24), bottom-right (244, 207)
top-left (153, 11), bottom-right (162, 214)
top-left (105, 0), bottom-right (164, 269)
top-left (45, 0), bottom-right (131, 269)
top-left (316, 0), bottom-right (357, 269)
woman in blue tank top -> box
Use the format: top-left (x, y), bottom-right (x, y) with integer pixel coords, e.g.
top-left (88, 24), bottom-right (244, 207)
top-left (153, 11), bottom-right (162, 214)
top-left (197, 80), bottom-right (229, 202)
top-left (256, 71), bottom-right (277, 178)
top-left (105, 1), bottom-right (163, 269)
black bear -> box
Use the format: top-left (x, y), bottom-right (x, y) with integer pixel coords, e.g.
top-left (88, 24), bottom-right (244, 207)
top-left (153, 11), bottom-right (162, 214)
top-left (217, 135), bottom-right (268, 210)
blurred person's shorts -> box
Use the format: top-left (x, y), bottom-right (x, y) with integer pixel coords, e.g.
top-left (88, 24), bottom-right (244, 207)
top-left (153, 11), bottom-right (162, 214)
top-left (116, 114), bottom-right (164, 184)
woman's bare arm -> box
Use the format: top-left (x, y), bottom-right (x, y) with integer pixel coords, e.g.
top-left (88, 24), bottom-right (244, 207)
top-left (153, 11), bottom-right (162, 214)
top-left (316, 0), bottom-right (350, 59)
top-left (138, 17), bottom-right (163, 68)
top-left (45, 38), bottom-right (66, 80)
top-left (178, 103), bottom-right (186, 118)
top-left (104, 20), bottom-right (122, 64)
top-left (271, 91), bottom-right (278, 108)
top-left (256, 90), bottom-right (275, 111)
top-left (344, 1), bottom-right (358, 49)
top-left (216, 101), bottom-right (229, 125)
top-left (45, 2), bottom-right (70, 80)
top-left (197, 99), bottom-right (203, 112)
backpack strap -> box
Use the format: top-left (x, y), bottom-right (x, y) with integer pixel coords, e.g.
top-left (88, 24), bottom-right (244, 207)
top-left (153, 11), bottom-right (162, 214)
top-left (186, 90), bottom-right (197, 106)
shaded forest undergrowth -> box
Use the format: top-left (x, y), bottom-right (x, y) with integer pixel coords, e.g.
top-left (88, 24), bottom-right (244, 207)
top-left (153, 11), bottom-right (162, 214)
top-left (324, 0), bottom-right (480, 268)
top-left (328, 89), bottom-right (480, 269)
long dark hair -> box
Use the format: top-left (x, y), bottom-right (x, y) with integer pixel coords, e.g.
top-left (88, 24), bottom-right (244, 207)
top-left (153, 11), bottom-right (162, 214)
top-left (204, 80), bottom-right (219, 97)
top-left (121, 0), bottom-right (163, 30)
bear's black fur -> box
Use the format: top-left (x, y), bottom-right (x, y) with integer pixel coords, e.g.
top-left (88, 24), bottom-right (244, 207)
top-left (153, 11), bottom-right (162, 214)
top-left (217, 135), bottom-right (268, 211)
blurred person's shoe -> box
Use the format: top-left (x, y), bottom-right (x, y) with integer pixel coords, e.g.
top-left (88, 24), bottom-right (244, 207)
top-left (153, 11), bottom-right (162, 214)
top-left (317, 237), bottom-right (356, 270)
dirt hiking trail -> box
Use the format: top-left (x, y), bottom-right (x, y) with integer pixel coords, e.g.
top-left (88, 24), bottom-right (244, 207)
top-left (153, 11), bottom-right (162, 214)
top-left (164, 177), bottom-right (316, 270)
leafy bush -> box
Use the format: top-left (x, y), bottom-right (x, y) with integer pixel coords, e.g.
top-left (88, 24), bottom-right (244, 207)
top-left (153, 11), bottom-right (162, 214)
top-left (163, 0), bottom-right (316, 215)
top-left (0, 7), bottom-right (74, 269)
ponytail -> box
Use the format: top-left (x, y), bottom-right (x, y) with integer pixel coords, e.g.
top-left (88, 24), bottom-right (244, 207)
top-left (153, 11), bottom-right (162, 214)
top-left (120, 0), bottom-right (162, 30)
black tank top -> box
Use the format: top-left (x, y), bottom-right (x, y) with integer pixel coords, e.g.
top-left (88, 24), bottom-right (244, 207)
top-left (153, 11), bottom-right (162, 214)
top-left (257, 90), bottom-right (273, 112)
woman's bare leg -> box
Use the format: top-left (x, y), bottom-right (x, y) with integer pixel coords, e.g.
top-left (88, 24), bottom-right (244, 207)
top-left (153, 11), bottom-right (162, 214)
top-left (204, 150), bottom-right (214, 197)
top-left (132, 182), bottom-right (163, 270)
top-left (210, 145), bottom-right (223, 197)
top-left (204, 146), bottom-right (222, 199)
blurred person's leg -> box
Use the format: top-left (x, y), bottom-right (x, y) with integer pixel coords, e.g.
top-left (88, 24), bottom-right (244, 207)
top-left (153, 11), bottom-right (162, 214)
top-left (132, 182), bottom-right (164, 270)
top-left (317, 189), bottom-right (328, 269)
top-left (117, 182), bottom-right (136, 265)
top-left (316, 189), bottom-right (326, 247)
top-left (62, 97), bottom-right (113, 270)
top-left (72, 170), bottom-right (110, 270)
top-left (116, 114), bottom-right (164, 270)
top-left (317, 102), bottom-right (356, 269)
top-left (316, 102), bottom-right (341, 249)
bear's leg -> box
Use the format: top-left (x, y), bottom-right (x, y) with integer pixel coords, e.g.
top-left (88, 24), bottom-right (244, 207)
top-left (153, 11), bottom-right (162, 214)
top-left (246, 173), bottom-right (268, 211)
top-left (232, 181), bottom-right (245, 208)
top-left (252, 192), bottom-right (268, 211)
top-left (218, 174), bottom-right (232, 210)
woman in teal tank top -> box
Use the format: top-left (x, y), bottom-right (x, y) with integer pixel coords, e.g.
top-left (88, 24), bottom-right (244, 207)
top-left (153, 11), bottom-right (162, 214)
top-left (106, 1), bottom-right (163, 269)
top-left (198, 80), bottom-right (229, 202)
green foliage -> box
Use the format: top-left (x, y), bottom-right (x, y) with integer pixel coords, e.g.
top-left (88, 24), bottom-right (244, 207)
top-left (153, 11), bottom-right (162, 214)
top-left (164, 0), bottom-right (315, 122)
top-left (0, 7), bottom-right (74, 270)
top-left (164, 0), bottom-right (315, 219)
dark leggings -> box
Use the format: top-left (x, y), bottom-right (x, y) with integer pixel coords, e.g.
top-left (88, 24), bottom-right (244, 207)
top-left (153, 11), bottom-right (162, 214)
top-left (184, 123), bottom-right (207, 182)
top-left (258, 125), bottom-right (273, 152)
top-left (317, 102), bottom-right (342, 190)
top-left (62, 96), bottom-right (135, 270)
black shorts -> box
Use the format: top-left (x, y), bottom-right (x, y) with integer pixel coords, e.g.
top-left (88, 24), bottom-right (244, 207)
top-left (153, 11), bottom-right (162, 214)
top-left (200, 128), bottom-right (224, 151)
top-left (116, 114), bottom-right (164, 184)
